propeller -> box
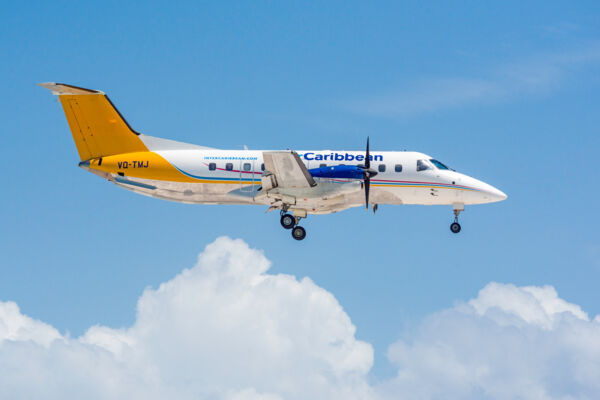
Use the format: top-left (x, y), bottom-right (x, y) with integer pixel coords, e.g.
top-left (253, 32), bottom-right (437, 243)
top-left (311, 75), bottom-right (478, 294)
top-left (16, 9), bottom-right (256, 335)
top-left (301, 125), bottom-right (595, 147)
top-left (362, 137), bottom-right (378, 209)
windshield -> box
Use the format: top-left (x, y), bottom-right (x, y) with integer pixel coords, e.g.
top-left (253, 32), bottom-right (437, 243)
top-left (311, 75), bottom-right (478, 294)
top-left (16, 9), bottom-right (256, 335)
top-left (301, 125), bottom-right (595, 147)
top-left (416, 159), bottom-right (432, 172)
top-left (429, 159), bottom-right (450, 170)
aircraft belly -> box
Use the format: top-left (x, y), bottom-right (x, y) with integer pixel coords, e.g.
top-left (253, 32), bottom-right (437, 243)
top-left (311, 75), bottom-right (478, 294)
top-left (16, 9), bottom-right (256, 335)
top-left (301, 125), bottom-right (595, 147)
top-left (109, 174), bottom-right (264, 205)
top-left (370, 187), bottom-right (404, 205)
top-left (396, 186), bottom-right (457, 205)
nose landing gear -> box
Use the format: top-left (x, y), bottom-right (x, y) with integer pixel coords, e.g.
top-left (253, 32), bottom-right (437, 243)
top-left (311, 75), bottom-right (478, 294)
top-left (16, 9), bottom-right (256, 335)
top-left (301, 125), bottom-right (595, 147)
top-left (450, 220), bottom-right (461, 234)
top-left (450, 204), bottom-right (464, 234)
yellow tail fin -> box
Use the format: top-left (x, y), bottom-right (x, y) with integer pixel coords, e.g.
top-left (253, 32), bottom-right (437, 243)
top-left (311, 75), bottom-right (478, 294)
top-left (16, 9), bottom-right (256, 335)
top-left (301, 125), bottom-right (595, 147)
top-left (39, 83), bottom-right (148, 161)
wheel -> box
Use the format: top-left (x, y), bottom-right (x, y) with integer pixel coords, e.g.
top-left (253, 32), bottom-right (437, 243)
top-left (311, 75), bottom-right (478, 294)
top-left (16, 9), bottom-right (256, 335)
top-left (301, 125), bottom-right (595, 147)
top-left (280, 214), bottom-right (295, 229)
top-left (291, 226), bottom-right (306, 241)
top-left (450, 222), bottom-right (461, 234)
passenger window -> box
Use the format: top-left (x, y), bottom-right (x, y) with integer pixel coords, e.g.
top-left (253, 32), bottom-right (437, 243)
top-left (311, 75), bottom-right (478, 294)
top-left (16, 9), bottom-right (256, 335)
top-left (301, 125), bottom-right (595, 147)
top-left (225, 163), bottom-right (233, 171)
top-left (243, 163), bottom-right (251, 171)
top-left (378, 164), bottom-right (386, 173)
top-left (417, 160), bottom-right (431, 172)
top-left (261, 163), bottom-right (265, 171)
top-left (208, 163), bottom-right (216, 171)
top-left (320, 163), bottom-right (327, 168)
top-left (395, 164), bottom-right (402, 172)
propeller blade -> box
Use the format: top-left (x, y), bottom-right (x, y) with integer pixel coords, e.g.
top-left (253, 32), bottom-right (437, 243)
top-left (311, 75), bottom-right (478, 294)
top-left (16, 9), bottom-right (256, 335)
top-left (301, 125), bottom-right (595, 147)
top-left (365, 176), bottom-right (370, 209)
top-left (360, 137), bottom-right (373, 210)
top-left (365, 136), bottom-right (370, 169)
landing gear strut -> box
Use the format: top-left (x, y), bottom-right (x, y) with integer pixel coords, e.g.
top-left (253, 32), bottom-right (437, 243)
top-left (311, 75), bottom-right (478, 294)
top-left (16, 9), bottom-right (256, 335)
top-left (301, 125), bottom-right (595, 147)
top-left (450, 205), bottom-right (463, 234)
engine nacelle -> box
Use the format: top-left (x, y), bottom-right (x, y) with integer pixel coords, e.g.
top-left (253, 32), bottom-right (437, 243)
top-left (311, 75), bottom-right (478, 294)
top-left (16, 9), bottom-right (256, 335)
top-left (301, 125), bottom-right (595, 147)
top-left (308, 165), bottom-right (366, 180)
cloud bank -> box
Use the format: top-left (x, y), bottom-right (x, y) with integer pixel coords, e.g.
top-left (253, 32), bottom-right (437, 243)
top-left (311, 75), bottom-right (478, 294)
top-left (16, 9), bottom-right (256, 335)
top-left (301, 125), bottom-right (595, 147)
top-left (0, 237), bottom-right (373, 400)
top-left (1, 237), bottom-right (599, 399)
top-left (379, 283), bottom-right (600, 400)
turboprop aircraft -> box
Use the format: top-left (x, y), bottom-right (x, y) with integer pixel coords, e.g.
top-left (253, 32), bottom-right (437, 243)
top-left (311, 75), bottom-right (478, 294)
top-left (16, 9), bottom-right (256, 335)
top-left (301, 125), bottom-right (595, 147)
top-left (39, 82), bottom-right (507, 241)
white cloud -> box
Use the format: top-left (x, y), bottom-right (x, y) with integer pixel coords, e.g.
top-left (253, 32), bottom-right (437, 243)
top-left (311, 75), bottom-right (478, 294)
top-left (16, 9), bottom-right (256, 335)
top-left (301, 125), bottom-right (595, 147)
top-left (468, 283), bottom-right (589, 329)
top-left (345, 42), bottom-right (600, 116)
top-left (2, 240), bottom-right (600, 400)
top-left (0, 237), bottom-right (374, 400)
top-left (379, 282), bottom-right (600, 400)
top-left (0, 301), bottom-right (61, 346)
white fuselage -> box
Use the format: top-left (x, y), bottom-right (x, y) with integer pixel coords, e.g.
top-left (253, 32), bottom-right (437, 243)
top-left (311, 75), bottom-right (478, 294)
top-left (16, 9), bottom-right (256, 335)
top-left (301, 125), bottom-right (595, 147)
top-left (99, 146), bottom-right (507, 215)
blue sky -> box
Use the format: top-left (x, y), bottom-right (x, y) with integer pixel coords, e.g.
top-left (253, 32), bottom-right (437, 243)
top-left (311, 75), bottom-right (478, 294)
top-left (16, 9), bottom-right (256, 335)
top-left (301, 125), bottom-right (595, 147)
top-left (1, 0), bottom-right (600, 387)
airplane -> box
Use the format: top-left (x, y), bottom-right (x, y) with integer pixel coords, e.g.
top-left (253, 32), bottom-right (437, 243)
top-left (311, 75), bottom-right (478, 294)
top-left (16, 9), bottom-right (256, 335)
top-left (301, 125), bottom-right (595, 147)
top-left (39, 82), bottom-right (507, 241)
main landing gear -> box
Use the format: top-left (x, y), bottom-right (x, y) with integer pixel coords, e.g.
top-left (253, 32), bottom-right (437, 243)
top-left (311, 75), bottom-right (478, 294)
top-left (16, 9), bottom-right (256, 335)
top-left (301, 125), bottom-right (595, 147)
top-left (280, 210), bottom-right (307, 241)
top-left (450, 204), bottom-right (463, 234)
top-left (291, 226), bottom-right (306, 241)
top-left (280, 213), bottom-right (295, 229)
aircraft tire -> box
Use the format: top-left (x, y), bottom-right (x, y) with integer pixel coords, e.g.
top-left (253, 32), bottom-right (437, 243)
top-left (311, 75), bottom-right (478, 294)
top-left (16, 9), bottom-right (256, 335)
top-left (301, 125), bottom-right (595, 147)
top-left (450, 222), bottom-right (461, 234)
top-left (280, 214), bottom-right (295, 230)
top-left (291, 226), bottom-right (306, 241)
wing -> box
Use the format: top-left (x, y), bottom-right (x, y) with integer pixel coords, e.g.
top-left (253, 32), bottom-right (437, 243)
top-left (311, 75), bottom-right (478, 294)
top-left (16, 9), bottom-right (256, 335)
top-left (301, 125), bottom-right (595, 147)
top-left (262, 151), bottom-right (316, 189)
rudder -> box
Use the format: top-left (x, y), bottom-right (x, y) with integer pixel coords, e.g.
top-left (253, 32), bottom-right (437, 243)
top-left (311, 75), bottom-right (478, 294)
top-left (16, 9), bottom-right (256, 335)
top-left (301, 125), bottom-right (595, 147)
top-left (39, 83), bottom-right (148, 161)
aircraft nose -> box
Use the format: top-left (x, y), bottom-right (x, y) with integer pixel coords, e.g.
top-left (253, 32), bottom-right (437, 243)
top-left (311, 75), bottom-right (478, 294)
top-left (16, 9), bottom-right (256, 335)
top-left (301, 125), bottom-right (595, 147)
top-left (478, 181), bottom-right (507, 202)
top-left (487, 186), bottom-right (508, 202)
top-left (459, 174), bottom-right (507, 203)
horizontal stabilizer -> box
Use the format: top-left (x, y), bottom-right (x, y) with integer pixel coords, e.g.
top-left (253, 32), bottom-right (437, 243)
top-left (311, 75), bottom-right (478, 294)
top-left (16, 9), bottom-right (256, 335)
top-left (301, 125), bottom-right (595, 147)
top-left (38, 82), bottom-right (105, 95)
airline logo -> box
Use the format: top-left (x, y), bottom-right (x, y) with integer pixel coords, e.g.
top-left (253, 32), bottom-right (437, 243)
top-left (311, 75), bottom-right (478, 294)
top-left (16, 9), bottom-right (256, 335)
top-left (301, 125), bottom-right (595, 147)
top-left (299, 152), bottom-right (383, 162)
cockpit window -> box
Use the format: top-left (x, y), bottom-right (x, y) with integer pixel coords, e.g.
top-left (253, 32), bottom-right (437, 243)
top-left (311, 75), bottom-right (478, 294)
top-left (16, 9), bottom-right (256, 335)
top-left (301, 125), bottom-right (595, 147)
top-left (429, 159), bottom-right (450, 170)
top-left (416, 159), bottom-right (431, 172)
